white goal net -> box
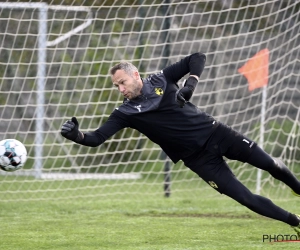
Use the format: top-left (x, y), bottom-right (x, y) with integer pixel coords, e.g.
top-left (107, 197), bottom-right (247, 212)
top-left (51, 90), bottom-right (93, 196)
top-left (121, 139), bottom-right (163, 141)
top-left (0, 0), bottom-right (299, 202)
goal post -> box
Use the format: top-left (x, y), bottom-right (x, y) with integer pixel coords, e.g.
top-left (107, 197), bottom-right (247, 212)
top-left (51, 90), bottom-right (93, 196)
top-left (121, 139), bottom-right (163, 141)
top-left (0, 0), bottom-right (299, 202)
top-left (0, 2), bottom-right (93, 179)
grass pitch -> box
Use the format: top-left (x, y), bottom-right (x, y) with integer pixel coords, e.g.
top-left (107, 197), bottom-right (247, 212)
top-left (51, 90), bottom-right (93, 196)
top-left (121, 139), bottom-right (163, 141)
top-left (0, 178), bottom-right (300, 250)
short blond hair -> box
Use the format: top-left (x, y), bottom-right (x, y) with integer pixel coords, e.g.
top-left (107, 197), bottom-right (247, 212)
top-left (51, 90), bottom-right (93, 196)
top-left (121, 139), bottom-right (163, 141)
top-left (109, 61), bottom-right (138, 77)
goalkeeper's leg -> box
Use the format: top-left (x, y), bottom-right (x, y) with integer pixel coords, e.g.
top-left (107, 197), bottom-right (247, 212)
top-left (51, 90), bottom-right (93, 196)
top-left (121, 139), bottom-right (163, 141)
top-left (221, 171), bottom-right (300, 237)
top-left (203, 122), bottom-right (300, 195)
top-left (189, 160), bottom-right (300, 227)
top-left (186, 156), bottom-right (300, 227)
top-left (222, 173), bottom-right (300, 227)
top-left (213, 123), bottom-right (300, 195)
top-left (246, 146), bottom-right (300, 195)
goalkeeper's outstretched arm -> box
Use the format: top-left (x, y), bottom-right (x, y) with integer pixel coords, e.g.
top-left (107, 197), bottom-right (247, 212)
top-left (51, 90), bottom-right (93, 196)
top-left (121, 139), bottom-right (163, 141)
top-left (61, 111), bottom-right (129, 147)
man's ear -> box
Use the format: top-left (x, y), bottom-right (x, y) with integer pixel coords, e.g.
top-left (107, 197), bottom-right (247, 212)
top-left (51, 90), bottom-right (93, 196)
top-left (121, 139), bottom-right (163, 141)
top-left (134, 71), bottom-right (140, 80)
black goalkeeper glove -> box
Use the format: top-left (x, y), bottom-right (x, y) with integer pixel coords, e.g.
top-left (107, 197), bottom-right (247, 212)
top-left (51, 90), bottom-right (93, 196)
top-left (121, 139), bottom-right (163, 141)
top-left (175, 76), bottom-right (198, 108)
top-left (61, 117), bottom-right (84, 142)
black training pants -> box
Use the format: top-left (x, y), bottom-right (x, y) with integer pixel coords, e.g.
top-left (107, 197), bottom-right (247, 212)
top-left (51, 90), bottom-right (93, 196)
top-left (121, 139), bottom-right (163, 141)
top-left (185, 123), bottom-right (293, 224)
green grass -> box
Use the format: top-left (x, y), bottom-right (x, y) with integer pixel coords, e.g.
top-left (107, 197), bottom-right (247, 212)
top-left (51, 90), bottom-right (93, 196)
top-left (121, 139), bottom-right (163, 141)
top-left (1, 179), bottom-right (300, 250)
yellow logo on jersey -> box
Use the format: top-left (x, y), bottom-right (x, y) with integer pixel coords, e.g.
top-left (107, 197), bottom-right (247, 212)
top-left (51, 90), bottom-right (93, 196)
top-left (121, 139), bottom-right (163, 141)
top-left (208, 181), bottom-right (218, 189)
top-left (155, 88), bottom-right (164, 96)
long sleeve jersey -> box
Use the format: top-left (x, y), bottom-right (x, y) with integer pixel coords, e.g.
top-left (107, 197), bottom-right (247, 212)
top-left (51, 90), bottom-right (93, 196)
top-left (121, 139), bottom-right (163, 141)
top-left (78, 53), bottom-right (217, 163)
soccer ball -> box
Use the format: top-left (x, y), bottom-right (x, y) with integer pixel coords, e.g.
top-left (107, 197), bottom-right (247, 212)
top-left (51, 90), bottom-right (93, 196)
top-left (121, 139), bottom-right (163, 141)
top-left (0, 139), bottom-right (27, 172)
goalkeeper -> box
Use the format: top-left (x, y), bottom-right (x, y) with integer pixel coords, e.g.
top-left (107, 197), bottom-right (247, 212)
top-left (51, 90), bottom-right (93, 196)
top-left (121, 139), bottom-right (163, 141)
top-left (61, 52), bottom-right (300, 235)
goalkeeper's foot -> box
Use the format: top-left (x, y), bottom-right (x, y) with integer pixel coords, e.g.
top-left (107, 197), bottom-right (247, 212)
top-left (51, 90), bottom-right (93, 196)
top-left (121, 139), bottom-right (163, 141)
top-left (291, 215), bottom-right (300, 238)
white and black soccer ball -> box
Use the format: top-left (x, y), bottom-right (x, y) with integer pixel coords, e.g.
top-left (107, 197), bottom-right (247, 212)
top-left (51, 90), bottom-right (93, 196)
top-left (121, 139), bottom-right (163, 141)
top-left (0, 139), bottom-right (27, 172)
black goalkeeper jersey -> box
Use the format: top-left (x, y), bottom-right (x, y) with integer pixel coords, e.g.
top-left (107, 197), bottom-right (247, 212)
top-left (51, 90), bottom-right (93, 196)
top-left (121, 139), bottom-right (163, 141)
top-left (79, 53), bottom-right (218, 163)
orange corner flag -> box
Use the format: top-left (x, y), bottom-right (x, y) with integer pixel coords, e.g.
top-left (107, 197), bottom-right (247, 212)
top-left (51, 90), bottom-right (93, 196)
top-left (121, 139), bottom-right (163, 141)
top-left (238, 48), bottom-right (269, 91)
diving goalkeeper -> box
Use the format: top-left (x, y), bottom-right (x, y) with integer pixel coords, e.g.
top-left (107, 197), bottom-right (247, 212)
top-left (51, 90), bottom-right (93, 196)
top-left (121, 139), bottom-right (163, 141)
top-left (61, 52), bottom-right (300, 235)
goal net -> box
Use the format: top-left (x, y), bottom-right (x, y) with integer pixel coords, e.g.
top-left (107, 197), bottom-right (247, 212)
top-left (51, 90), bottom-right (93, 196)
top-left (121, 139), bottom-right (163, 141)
top-left (0, 0), bottom-right (299, 202)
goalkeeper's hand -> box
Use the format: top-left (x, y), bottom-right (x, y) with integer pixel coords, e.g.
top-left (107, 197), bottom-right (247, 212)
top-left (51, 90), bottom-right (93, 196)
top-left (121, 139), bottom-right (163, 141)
top-left (61, 117), bottom-right (84, 142)
top-left (175, 76), bottom-right (198, 108)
